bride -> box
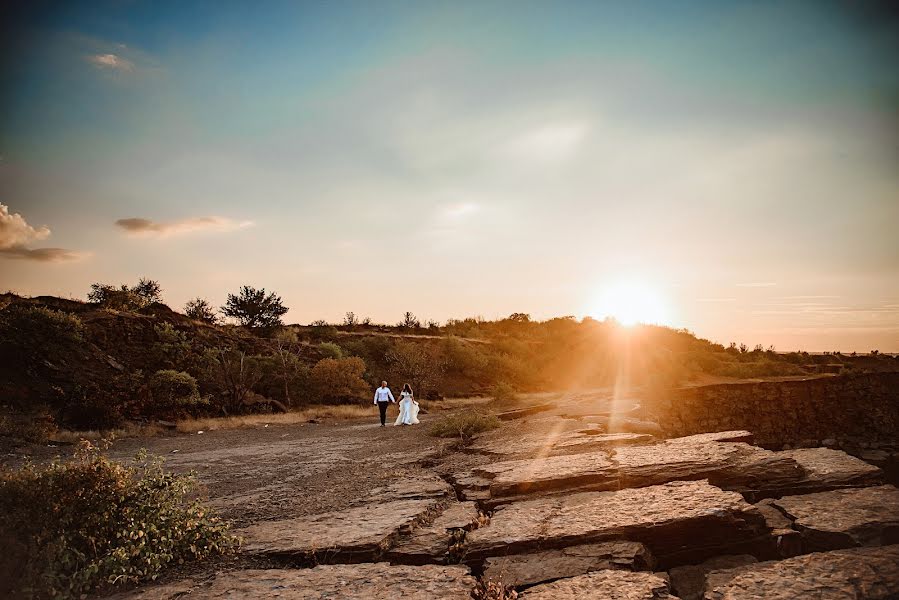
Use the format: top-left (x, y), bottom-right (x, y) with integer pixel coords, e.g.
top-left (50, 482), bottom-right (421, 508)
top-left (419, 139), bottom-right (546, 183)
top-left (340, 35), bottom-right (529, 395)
top-left (394, 383), bottom-right (420, 426)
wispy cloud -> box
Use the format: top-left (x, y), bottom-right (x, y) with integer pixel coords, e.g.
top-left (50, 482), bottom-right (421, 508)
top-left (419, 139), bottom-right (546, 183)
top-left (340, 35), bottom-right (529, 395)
top-left (0, 204), bottom-right (84, 262)
top-left (736, 282), bottom-right (777, 288)
top-left (87, 53), bottom-right (135, 72)
top-left (115, 216), bottom-right (254, 237)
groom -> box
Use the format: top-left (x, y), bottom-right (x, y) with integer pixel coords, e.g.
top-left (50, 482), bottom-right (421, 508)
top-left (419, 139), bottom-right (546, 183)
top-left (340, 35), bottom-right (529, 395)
top-left (373, 381), bottom-right (396, 427)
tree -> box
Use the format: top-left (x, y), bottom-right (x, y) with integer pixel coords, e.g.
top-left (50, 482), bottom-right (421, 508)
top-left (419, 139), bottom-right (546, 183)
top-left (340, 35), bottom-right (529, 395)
top-left (133, 278), bottom-right (163, 306)
top-left (221, 286), bottom-right (288, 328)
top-left (184, 297), bottom-right (218, 324)
top-left (343, 312), bottom-right (358, 327)
top-left (309, 357), bottom-right (369, 403)
top-left (386, 341), bottom-right (446, 398)
top-left (399, 311), bottom-right (420, 329)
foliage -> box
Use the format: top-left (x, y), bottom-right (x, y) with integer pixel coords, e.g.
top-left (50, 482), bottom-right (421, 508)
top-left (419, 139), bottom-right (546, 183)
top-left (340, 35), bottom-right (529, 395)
top-left (428, 411), bottom-right (501, 439)
top-left (399, 311), bottom-right (420, 328)
top-left (199, 348), bottom-right (264, 414)
top-left (151, 323), bottom-right (194, 371)
top-left (318, 341), bottom-right (343, 359)
top-left (0, 304), bottom-right (84, 361)
top-left (309, 357), bottom-right (370, 403)
top-left (87, 279), bottom-right (162, 311)
top-left (490, 382), bottom-right (518, 402)
top-left (343, 312), bottom-right (358, 327)
top-left (183, 297), bottom-right (218, 324)
top-left (0, 441), bottom-right (237, 599)
top-left (221, 286), bottom-right (288, 328)
top-left (385, 341), bottom-right (446, 398)
top-left (146, 370), bottom-right (207, 419)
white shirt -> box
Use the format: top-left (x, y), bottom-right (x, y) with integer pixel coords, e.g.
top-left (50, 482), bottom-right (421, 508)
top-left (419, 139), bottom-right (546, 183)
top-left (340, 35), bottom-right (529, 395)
top-left (374, 387), bottom-right (396, 404)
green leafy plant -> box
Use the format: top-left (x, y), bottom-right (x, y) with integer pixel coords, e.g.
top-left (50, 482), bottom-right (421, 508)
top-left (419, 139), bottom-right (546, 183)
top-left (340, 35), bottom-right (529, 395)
top-left (0, 441), bottom-right (238, 599)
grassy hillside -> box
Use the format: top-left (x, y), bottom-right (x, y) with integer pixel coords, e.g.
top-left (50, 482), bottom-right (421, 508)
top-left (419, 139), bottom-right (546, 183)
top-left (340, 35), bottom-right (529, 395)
top-left (1, 293), bottom-right (896, 439)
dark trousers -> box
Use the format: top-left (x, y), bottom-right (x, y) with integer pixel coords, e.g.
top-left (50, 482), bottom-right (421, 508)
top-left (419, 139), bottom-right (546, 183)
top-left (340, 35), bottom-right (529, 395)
top-left (377, 401), bottom-right (390, 425)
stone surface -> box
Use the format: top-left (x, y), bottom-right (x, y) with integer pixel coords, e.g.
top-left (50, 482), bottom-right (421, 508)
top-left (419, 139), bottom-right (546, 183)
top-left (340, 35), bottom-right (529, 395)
top-left (588, 415), bottom-right (665, 435)
top-left (459, 440), bottom-right (805, 504)
top-left (483, 541), bottom-right (655, 588)
top-left (520, 569), bottom-right (679, 599)
top-left (355, 473), bottom-right (452, 504)
top-left (614, 441), bottom-right (803, 492)
top-left (668, 555), bottom-right (757, 600)
top-left (473, 450), bottom-right (617, 497)
top-left (111, 564), bottom-right (476, 599)
top-left (703, 545), bottom-right (899, 599)
top-left (770, 484), bottom-right (899, 551)
top-left (651, 373), bottom-right (899, 449)
top-left (777, 447), bottom-right (883, 493)
top-left (470, 430), bottom-right (652, 456)
top-left (752, 500), bottom-right (802, 558)
top-left (666, 431), bottom-right (754, 445)
top-left (496, 403), bottom-right (553, 420)
top-left (464, 480), bottom-right (768, 567)
top-left (387, 501), bottom-right (479, 565)
top-left (238, 498), bottom-right (440, 561)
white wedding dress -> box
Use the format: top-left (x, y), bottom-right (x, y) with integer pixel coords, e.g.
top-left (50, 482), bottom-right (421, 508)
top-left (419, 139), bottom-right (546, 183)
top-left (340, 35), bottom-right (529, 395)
top-left (394, 391), bottom-right (420, 425)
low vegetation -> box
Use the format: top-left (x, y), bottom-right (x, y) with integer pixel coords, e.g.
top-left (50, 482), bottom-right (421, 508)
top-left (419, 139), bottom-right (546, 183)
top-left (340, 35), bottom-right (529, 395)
top-left (1, 279), bottom-right (897, 446)
top-left (0, 441), bottom-right (237, 599)
top-left (428, 412), bottom-right (501, 439)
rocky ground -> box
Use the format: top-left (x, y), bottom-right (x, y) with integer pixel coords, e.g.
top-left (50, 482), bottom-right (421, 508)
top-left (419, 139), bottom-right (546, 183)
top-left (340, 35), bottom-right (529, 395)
top-left (91, 390), bottom-right (899, 599)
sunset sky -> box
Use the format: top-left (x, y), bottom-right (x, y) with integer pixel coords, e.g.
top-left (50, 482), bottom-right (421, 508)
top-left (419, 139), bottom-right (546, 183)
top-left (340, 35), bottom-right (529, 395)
top-left (1, 1), bottom-right (897, 351)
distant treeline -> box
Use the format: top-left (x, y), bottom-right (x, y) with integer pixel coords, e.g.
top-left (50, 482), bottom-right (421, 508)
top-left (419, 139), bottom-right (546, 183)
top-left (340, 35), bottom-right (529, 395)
top-left (1, 281), bottom-right (896, 435)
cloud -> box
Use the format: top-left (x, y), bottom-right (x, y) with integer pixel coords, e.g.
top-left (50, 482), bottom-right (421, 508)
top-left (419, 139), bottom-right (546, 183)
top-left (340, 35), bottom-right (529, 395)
top-left (115, 216), bottom-right (254, 237)
top-left (0, 204), bottom-right (83, 262)
top-left (87, 53), bottom-right (135, 72)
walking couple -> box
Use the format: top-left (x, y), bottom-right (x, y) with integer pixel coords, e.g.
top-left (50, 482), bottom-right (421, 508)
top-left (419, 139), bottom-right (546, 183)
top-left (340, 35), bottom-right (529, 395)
top-left (373, 381), bottom-right (419, 427)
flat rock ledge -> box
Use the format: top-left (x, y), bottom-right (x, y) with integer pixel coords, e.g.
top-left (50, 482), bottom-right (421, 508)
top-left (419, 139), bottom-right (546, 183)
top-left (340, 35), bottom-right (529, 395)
top-left (455, 437), bottom-right (881, 505)
top-left (703, 545), bottom-right (899, 600)
top-left (519, 569), bottom-right (679, 599)
top-left (111, 564), bottom-right (476, 599)
top-left (238, 498), bottom-right (441, 563)
top-left (386, 501), bottom-right (480, 565)
top-left (668, 555), bottom-right (757, 600)
top-left (464, 480), bottom-right (768, 568)
top-left (482, 541), bottom-right (655, 589)
top-left (768, 484), bottom-right (899, 551)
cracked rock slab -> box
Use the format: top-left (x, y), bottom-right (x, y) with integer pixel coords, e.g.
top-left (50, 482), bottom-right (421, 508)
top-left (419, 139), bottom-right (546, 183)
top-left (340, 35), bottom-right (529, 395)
top-left (238, 499), bottom-right (440, 562)
top-left (665, 431), bottom-right (754, 445)
top-left (669, 555), bottom-right (757, 600)
top-left (770, 484), bottom-right (899, 551)
top-left (387, 501), bottom-right (479, 565)
top-left (775, 447), bottom-right (883, 494)
top-left (470, 430), bottom-right (652, 456)
top-left (703, 545), bottom-right (899, 600)
top-left (519, 569), bottom-right (679, 599)
top-left (465, 480), bottom-right (767, 567)
top-left (483, 541), bottom-right (655, 588)
top-left (111, 564), bottom-right (476, 599)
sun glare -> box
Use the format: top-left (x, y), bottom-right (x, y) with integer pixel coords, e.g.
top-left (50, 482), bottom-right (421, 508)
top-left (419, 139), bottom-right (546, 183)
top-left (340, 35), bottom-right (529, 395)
top-left (591, 280), bottom-right (670, 326)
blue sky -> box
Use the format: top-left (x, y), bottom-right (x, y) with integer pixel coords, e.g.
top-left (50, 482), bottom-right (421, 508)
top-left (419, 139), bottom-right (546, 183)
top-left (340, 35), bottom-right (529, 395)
top-left (1, 1), bottom-right (897, 350)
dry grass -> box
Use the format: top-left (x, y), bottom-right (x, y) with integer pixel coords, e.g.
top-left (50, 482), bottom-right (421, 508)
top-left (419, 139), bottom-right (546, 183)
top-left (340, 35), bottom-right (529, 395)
top-left (50, 396), bottom-right (496, 440)
top-left (51, 423), bottom-right (164, 444)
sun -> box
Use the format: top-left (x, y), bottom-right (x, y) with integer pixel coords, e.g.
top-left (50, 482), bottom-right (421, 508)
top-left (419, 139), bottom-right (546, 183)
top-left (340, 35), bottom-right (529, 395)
top-left (591, 280), bottom-right (670, 326)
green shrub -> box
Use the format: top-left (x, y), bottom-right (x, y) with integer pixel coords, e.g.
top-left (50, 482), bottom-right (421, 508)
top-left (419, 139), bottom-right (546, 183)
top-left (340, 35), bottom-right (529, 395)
top-left (0, 441), bottom-right (237, 600)
top-left (309, 357), bottom-right (369, 403)
top-left (318, 341), bottom-right (344, 359)
top-left (0, 305), bottom-right (84, 361)
top-left (490, 382), bottom-right (518, 402)
top-left (146, 370), bottom-right (208, 419)
top-left (428, 412), bottom-right (501, 439)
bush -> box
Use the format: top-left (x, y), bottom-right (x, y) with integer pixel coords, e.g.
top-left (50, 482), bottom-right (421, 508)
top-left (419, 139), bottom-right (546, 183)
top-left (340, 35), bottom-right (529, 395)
top-left (0, 441), bottom-right (237, 599)
top-left (428, 412), bottom-right (501, 439)
top-left (183, 298), bottom-right (218, 324)
top-left (318, 342), bottom-right (343, 359)
top-left (490, 382), bottom-right (518, 402)
top-left (146, 370), bottom-right (208, 419)
top-left (309, 357), bottom-right (369, 403)
top-left (87, 279), bottom-right (162, 311)
top-left (0, 305), bottom-right (84, 361)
